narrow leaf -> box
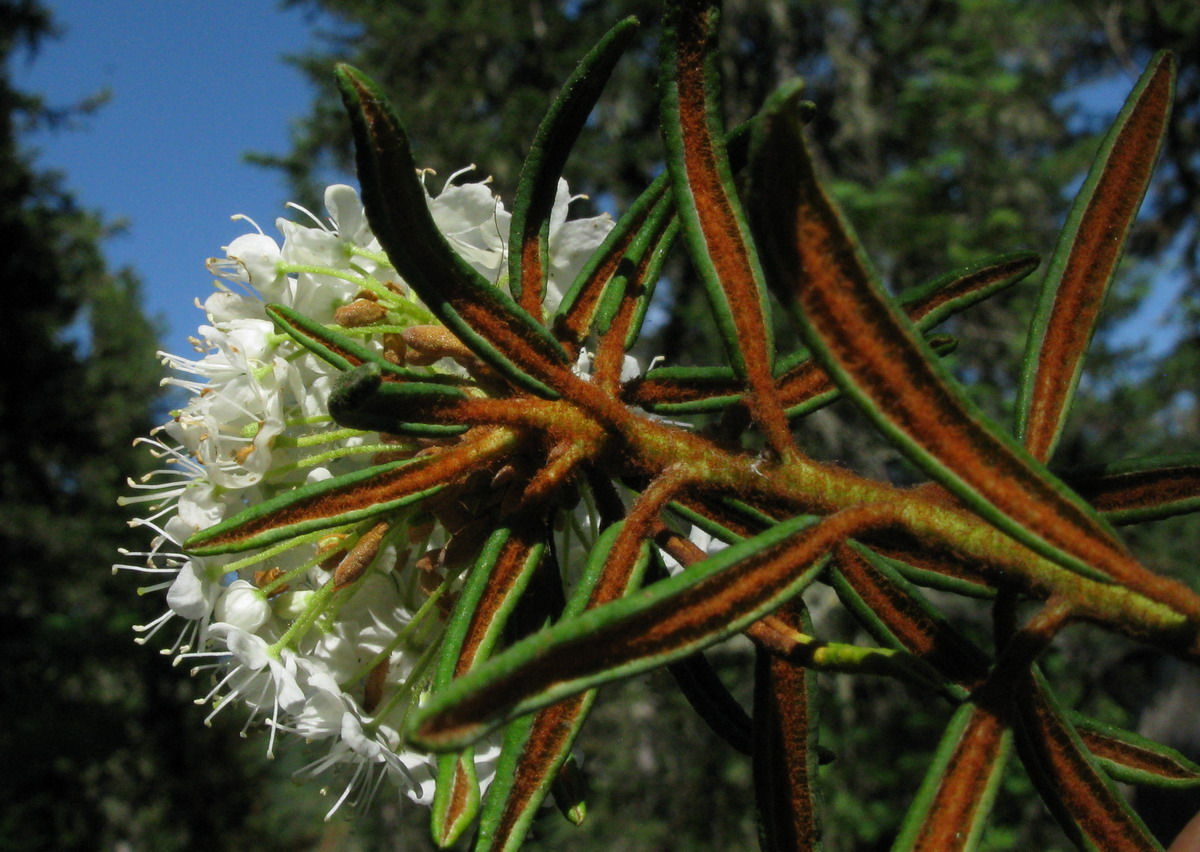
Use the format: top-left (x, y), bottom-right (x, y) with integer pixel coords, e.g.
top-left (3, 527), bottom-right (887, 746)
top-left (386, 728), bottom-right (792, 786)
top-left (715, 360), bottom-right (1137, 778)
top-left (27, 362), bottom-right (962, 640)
top-left (335, 64), bottom-right (572, 398)
top-left (1017, 53), bottom-right (1175, 462)
top-left (327, 362), bottom-right (470, 437)
top-left (509, 17), bottom-right (639, 318)
top-left (622, 248), bottom-right (1036, 416)
top-left (746, 80), bottom-right (1186, 609)
top-left (475, 522), bottom-right (652, 852)
top-left (590, 199), bottom-right (678, 390)
top-left (1064, 454), bottom-right (1200, 525)
top-left (753, 598), bottom-right (822, 851)
top-left (409, 507), bottom-right (886, 752)
top-left (890, 703), bottom-right (1011, 852)
top-left (830, 542), bottom-right (989, 691)
top-left (897, 251), bottom-right (1040, 333)
top-left (555, 173), bottom-right (672, 353)
top-left (185, 429), bottom-right (516, 554)
top-left (1012, 669), bottom-right (1163, 851)
top-left (430, 524), bottom-right (546, 846)
top-left (266, 303), bottom-right (463, 385)
top-left (624, 331), bottom-right (955, 416)
top-left (1071, 712), bottom-right (1200, 789)
top-left (661, 0), bottom-right (793, 454)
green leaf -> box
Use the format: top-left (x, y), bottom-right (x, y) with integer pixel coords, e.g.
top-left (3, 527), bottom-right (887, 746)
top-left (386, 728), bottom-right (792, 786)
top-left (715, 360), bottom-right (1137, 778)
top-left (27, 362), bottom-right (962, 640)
top-left (335, 64), bottom-right (572, 398)
top-left (508, 16), bottom-right (639, 319)
top-left (266, 303), bottom-right (463, 385)
top-left (1012, 669), bottom-right (1163, 851)
top-left (554, 173), bottom-right (672, 353)
top-left (185, 429), bottom-right (516, 555)
top-left (475, 521), bottom-right (651, 852)
top-left (1063, 453), bottom-right (1200, 525)
top-left (745, 78), bottom-right (1184, 608)
top-left (890, 703), bottom-right (1011, 852)
top-left (830, 542), bottom-right (988, 693)
top-left (408, 508), bottom-right (884, 752)
top-left (1016, 53), bottom-right (1175, 462)
top-left (660, 0), bottom-right (793, 454)
top-left (430, 524), bottom-right (546, 846)
top-left (625, 334), bottom-right (954, 416)
top-left (327, 362), bottom-right (470, 437)
top-left (896, 251), bottom-right (1040, 334)
top-left (1071, 712), bottom-right (1200, 789)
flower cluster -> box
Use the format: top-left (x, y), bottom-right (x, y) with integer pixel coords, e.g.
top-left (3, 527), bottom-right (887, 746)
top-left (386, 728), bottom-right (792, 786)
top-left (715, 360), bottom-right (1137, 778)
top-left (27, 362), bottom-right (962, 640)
top-left (117, 171), bottom-right (612, 815)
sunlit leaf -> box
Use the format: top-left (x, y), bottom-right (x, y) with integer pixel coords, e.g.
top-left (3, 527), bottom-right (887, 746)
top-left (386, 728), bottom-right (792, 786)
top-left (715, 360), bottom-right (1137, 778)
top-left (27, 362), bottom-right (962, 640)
top-left (336, 64), bottom-right (573, 398)
top-left (746, 79), bottom-right (1197, 617)
top-left (661, 0), bottom-right (793, 454)
top-left (1016, 53), bottom-right (1175, 462)
top-left (409, 508), bottom-right (885, 751)
top-left (890, 703), bottom-right (1011, 852)
top-left (508, 17), bottom-right (639, 318)
top-left (185, 430), bottom-right (518, 555)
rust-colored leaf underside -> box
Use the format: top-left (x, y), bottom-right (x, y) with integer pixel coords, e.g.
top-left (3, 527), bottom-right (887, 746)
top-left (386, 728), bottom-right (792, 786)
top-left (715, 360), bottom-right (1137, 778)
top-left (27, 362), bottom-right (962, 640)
top-left (910, 706), bottom-right (1008, 852)
top-left (833, 543), bottom-right (989, 687)
top-left (1067, 461), bottom-right (1200, 523)
top-left (1023, 55), bottom-right (1174, 462)
top-left (668, 0), bottom-right (792, 454)
top-left (1015, 673), bottom-right (1161, 850)
top-left (753, 599), bottom-right (820, 850)
top-left (748, 101), bottom-right (1183, 604)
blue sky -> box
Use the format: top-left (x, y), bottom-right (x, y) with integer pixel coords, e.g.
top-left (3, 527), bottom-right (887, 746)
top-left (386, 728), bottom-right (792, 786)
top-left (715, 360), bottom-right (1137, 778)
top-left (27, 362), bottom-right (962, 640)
top-left (12, 1), bottom-right (1185, 368)
top-left (13, 0), bottom-right (350, 358)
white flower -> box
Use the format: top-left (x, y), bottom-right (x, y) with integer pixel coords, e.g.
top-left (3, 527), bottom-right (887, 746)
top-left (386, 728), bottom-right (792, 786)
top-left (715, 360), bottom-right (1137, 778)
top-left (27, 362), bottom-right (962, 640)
top-left (545, 179), bottom-right (613, 311)
top-left (120, 168), bottom-right (605, 817)
top-left (214, 580), bottom-right (271, 633)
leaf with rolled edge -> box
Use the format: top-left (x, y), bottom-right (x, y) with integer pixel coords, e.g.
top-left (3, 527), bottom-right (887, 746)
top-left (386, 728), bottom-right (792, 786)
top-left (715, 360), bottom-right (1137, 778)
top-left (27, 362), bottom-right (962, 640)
top-left (1013, 669), bottom-right (1163, 851)
top-left (508, 16), bottom-right (638, 319)
top-left (335, 64), bottom-right (571, 399)
top-left (185, 429), bottom-right (517, 555)
top-left (867, 541), bottom-right (998, 600)
top-left (745, 80), bottom-right (1199, 615)
top-left (1069, 712), bottom-right (1200, 789)
top-left (1063, 453), bottom-right (1200, 525)
top-left (327, 362), bottom-right (471, 437)
top-left (661, 0), bottom-right (793, 455)
top-left (265, 303), bottom-right (464, 385)
top-left (623, 333), bottom-right (956, 416)
top-left (1017, 53), bottom-right (1175, 463)
top-left (625, 249), bottom-right (1034, 415)
top-left (408, 506), bottom-right (888, 752)
top-left (639, 533), bottom-right (754, 754)
top-left (890, 702), bottom-right (1011, 852)
top-left (556, 115), bottom-right (763, 359)
top-left (778, 335), bottom-right (959, 419)
top-left (665, 499), bottom-right (768, 547)
top-left (590, 207), bottom-right (679, 391)
top-left (430, 524), bottom-right (546, 847)
top-left (555, 173), bottom-right (672, 354)
top-left (829, 542), bottom-right (989, 693)
top-left (475, 523), bottom-right (652, 852)
top-left (897, 251), bottom-right (1040, 333)
top-left (754, 597), bottom-right (822, 851)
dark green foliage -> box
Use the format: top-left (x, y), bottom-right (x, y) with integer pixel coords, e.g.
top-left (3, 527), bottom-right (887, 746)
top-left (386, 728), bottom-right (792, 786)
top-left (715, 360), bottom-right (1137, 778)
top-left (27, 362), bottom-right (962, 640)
top-left (250, 2), bottom-right (1200, 849)
top-left (0, 4), bottom-right (328, 849)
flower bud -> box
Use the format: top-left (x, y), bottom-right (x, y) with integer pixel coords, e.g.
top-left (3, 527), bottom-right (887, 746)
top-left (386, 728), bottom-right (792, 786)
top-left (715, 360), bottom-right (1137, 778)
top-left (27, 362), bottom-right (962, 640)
top-left (213, 579), bottom-right (271, 633)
